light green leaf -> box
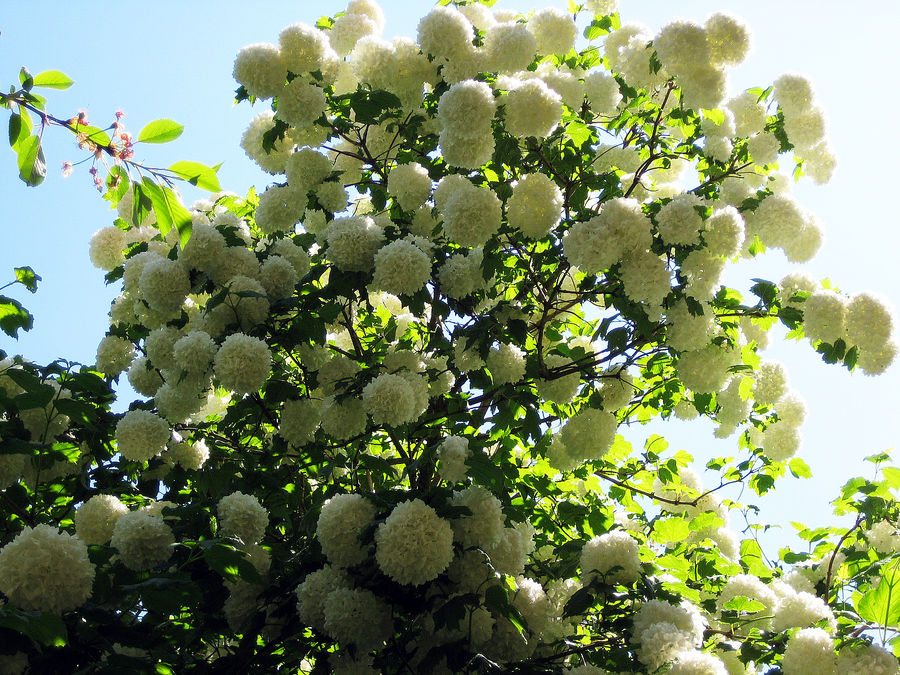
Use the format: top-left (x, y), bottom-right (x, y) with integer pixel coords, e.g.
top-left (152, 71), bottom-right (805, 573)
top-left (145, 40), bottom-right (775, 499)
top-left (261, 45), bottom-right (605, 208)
top-left (653, 517), bottom-right (690, 543)
top-left (16, 135), bottom-right (46, 186)
top-left (138, 119), bottom-right (184, 144)
top-left (32, 70), bottom-right (74, 90)
top-left (788, 457), bottom-right (812, 479)
top-left (0, 296), bottom-right (33, 338)
top-left (168, 160), bottom-right (221, 192)
top-left (856, 559), bottom-right (900, 627)
top-left (723, 596), bottom-right (766, 613)
top-left (14, 266), bottom-right (40, 293)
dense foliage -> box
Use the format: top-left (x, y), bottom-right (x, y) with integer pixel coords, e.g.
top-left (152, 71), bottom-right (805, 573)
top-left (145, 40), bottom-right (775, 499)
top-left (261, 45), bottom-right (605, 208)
top-left (0, 1), bottom-right (899, 673)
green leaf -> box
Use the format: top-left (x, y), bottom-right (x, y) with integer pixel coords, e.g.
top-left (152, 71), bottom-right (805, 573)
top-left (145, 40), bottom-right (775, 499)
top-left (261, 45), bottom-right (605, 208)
top-left (689, 511), bottom-right (724, 532)
top-left (565, 120), bottom-right (593, 147)
top-left (0, 296), bottom-right (33, 337)
top-left (16, 135), bottom-right (46, 186)
top-left (32, 70), bottom-right (74, 90)
top-left (653, 517), bottom-right (691, 543)
top-left (203, 542), bottom-right (263, 585)
top-left (722, 596), bottom-right (766, 613)
top-left (138, 119), bottom-right (184, 144)
top-left (168, 160), bottom-right (221, 192)
top-left (14, 267), bottom-right (40, 293)
top-left (0, 607), bottom-right (67, 647)
top-left (8, 112), bottom-right (29, 150)
top-left (72, 123), bottom-right (111, 147)
top-left (788, 457), bottom-right (812, 479)
top-left (141, 178), bottom-right (192, 247)
top-left (18, 67), bottom-right (33, 91)
top-left (856, 559), bottom-right (900, 627)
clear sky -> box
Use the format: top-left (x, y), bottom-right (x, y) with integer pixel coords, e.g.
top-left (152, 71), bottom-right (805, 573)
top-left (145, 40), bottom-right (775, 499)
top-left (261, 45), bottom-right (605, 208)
top-left (1, 1), bottom-right (897, 556)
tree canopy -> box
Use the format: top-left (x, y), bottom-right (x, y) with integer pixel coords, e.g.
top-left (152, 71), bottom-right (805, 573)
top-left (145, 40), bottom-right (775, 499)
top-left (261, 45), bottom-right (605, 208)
top-left (0, 1), bottom-right (898, 674)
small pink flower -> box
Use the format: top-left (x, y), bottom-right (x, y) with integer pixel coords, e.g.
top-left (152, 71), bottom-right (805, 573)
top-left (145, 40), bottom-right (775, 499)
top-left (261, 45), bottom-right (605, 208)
top-left (61, 161), bottom-right (73, 178)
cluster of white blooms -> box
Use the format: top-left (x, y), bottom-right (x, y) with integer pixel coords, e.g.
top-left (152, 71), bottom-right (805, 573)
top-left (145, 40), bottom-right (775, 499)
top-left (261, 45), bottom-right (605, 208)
top-left (371, 238), bottom-right (431, 296)
top-left (213, 333), bottom-right (271, 395)
top-left (439, 248), bottom-right (487, 299)
top-left (845, 292), bottom-right (897, 375)
top-left (781, 627), bottom-right (835, 674)
top-left (362, 372), bottom-right (422, 426)
top-left (580, 530), bottom-right (641, 584)
top-left (0, 524), bottom-right (95, 613)
top-left (323, 587), bottom-right (393, 652)
top-left (316, 493), bottom-right (376, 567)
top-left (715, 573), bottom-right (777, 632)
top-left (295, 565), bottom-right (351, 631)
top-left (172, 330), bottom-right (217, 374)
top-left (507, 173), bottom-right (563, 239)
top-left (166, 438), bottom-right (210, 470)
top-left (770, 586), bottom-right (836, 634)
top-left (485, 343), bottom-right (526, 385)
top-left (217, 491), bottom-right (269, 544)
top-left (325, 215), bottom-right (384, 272)
top-left (451, 486), bottom-right (504, 548)
top-left (558, 407), bottom-right (617, 463)
top-left (441, 180), bottom-right (502, 247)
top-left (279, 398), bottom-right (321, 447)
top-left (536, 354), bottom-right (581, 405)
top-left (75, 494), bottom-right (129, 545)
top-left (503, 78), bottom-right (563, 138)
top-left (89, 226), bottom-right (126, 271)
top-left (836, 642), bottom-right (899, 674)
top-left (564, 197), bottom-right (651, 273)
top-left (375, 499), bottom-right (454, 585)
top-left (657, 193), bottom-right (704, 246)
top-left (116, 409), bottom-right (170, 462)
top-left (110, 510), bottom-right (176, 571)
top-left (631, 599), bottom-right (706, 671)
top-left (437, 79), bottom-right (496, 168)
top-left (773, 73), bottom-right (835, 183)
top-left (438, 436), bottom-right (471, 483)
top-left (95, 335), bottom-right (135, 376)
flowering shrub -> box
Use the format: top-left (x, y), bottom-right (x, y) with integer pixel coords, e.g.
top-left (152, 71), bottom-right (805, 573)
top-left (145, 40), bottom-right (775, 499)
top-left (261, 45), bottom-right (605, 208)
top-left (0, 0), bottom-right (899, 672)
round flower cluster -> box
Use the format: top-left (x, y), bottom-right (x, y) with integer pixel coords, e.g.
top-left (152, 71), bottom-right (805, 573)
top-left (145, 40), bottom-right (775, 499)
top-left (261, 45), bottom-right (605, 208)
top-left (232, 42), bottom-right (285, 99)
top-left (217, 491), bottom-right (269, 544)
top-left (451, 486), bottom-right (504, 548)
top-left (438, 436), bottom-right (470, 483)
top-left (285, 147), bottom-right (331, 193)
top-left (320, 397), bottom-right (367, 440)
top-left (803, 289), bottom-right (847, 344)
top-left (846, 291), bottom-right (895, 356)
top-left (139, 257), bottom-right (190, 316)
top-left (330, 0), bottom-right (384, 56)
top-left (270, 238), bottom-right (311, 277)
top-left (75, 494), bottom-right (129, 545)
top-left (485, 343), bottom-right (526, 385)
top-left (276, 78), bottom-right (327, 128)
top-left (325, 215), bottom-right (385, 272)
top-left (668, 652), bottom-right (728, 675)
top-left (416, 6), bottom-right (473, 62)
top-left (278, 22), bottom-right (336, 76)
top-left (701, 206), bottom-right (745, 258)
top-left (279, 398), bottom-right (321, 447)
top-left (504, 78), bottom-right (562, 138)
top-left (375, 499), bottom-right (454, 585)
top-left (0, 524), bottom-right (95, 614)
top-left (362, 372), bottom-right (420, 427)
top-left (836, 642), bottom-right (898, 674)
top-left (527, 7), bottom-right (576, 55)
top-left (179, 222), bottom-right (226, 273)
top-left (255, 184), bottom-right (304, 235)
top-left (89, 226), bottom-right (126, 271)
top-left (676, 343), bottom-right (738, 394)
top-left (323, 587), bottom-right (393, 652)
top-left (631, 599), bottom-right (706, 671)
top-left (559, 408), bottom-right (617, 462)
top-left (372, 239), bottom-right (431, 296)
top-left (580, 530), bottom-right (641, 584)
top-left (437, 79), bottom-right (496, 168)
top-left (657, 193), bottom-right (704, 246)
top-left (484, 21), bottom-right (536, 74)
top-left (441, 181), bottom-right (502, 247)
top-left (241, 111), bottom-right (295, 174)
top-left (770, 587), bottom-right (836, 634)
top-left (507, 173), bottom-right (563, 239)
top-left (316, 493), bottom-right (376, 568)
top-left (295, 565), bottom-right (350, 632)
top-left (387, 163), bottom-right (431, 212)
top-left (536, 354), bottom-right (581, 405)
top-left (110, 510), bottom-right (175, 572)
top-left (95, 335), bottom-right (135, 377)
top-left (563, 197), bottom-right (651, 273)
top-left (116, 409), bottom-right (170, 462)
top-left (213, 333), bottom-right (272, 395)
top-left (439, 248), bottom-right (486, 299)
top-left (583, 70), bottom-right (621, 114)
top-left (753, 360), bottom-right (788, 405)
top-left (166, 438), bottom-right (210, 470)
top-left (620, 250), bottom-right (671, 307)
top-left (172, 330), bottom-right (217, 374)
top-left (781, 627), bottom-right (835, 674)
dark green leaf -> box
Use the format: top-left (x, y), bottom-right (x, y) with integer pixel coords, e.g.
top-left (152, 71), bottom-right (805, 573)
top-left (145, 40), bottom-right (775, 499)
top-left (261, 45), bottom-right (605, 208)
top-left (138, 118), bottom-right (184, 144)
top-left (203, 542), bottom-right (263, 584)
top-left (0, 607), bottom-right (67, 647)
top-left (0, 296), bottom-right (33, 337)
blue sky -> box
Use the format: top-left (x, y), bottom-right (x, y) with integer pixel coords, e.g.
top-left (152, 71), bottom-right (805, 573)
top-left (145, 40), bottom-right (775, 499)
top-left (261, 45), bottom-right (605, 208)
top-left (1, 1), bottom-right (897, 554)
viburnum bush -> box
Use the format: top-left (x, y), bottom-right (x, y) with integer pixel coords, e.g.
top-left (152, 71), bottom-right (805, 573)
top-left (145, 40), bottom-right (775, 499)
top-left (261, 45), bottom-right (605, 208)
top-left (1, 1), bottom-right (900, 673)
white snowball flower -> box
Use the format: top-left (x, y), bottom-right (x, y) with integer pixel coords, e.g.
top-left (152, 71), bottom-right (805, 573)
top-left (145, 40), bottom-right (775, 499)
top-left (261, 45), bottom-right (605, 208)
top-left (486, 343), bottom-right (526, 385)
top-left (507, 173), bottom-right (563, 239)
top-left (95, 335), bottom-right (135, 377)
top-left (89, 226), bottom-right (126, 270)
top-left (375, 499), bottom-right (454, 585)
top-left (276, 79), bottom-right (327, 128)
top-left (836, 642), bottom-right (898, 675)
top-left (441, 181), bottom-right (502, 247)
top-left (528, 7), bottom-right (577, 55)
top-left (295, 565), bottom-right (351, 631)
top-left (166, 438), bottom-right (210, 470)
top-left (580, 530), bottom-right (641, 584)
top-left (233, 43), bottom-right (285, 99)
top-left (218, 491), bottom-right (269, 544)
top-left (451, 486), bottom-right (504, 548)
top-left (362, 373), bottom-right (419, 427)
top-left (325, 215), bottom-right (385, 272)
top-left (438, 436), bottom-right (471, 483)
top-left (213, 333), bottom-right (272, 395)
top-left (781, 627), bottom-right (836, 675)
top-left (504, 78), bottom-right (562, 138)
top-left (323, 587), bottom-right (393, 652)
top-left (484, 22), bottom-right (537, 73)
top-left (372, 239), bottom-right (432, 296)
top-left (316, 493), bottom-right (376, 568)
top-left (75, 494), bottom-right (129, 545)
top-left (387, 163), bottom-right (432, 212)
top-left (116, 409), bottom-right (170, 462)
top-left (279, 398), bottom-right (321, 447)
top-left (139, 257), bottom-right (190, 316)
top-left (110, 510), bottom-right (176, 572)
top-left (583, 70), bottom-right (622, 114)
top-left (0, 524), bottom-right (95, 614)
top-left (173, 331), bottom-right (217, 374)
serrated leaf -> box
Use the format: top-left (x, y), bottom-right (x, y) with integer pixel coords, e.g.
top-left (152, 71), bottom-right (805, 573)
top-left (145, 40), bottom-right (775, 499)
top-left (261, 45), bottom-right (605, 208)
top-left (0, 296), bottom-right (33, 338)
top-left (202, 542), bottom-right (262, 585)
top-left (856, 559), bottom-right (900, 627)
top-left (653, 517), bottom-right (690, 543)
top-left (168, 160), bottom-right (221, 192)
top-left (14, 267), bottom-right (40, 293)
top-left (0, 607), bottom-right (67, 646)
top-left (722, 596), bottom-right (766, 613)
top-left (32, 70), bottom-right (74, 90)
top-left (138, 119), bottom-right (184, 144)
top-left (788, 457), bottom-right (812, 479)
